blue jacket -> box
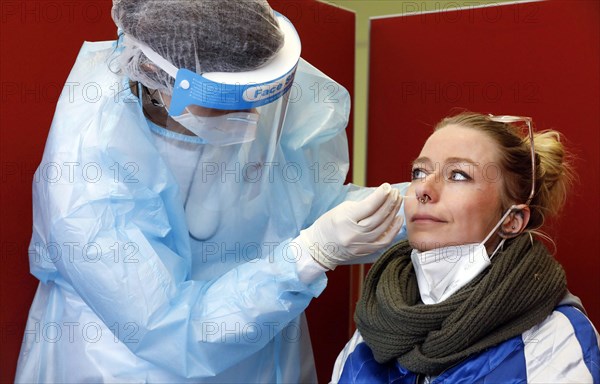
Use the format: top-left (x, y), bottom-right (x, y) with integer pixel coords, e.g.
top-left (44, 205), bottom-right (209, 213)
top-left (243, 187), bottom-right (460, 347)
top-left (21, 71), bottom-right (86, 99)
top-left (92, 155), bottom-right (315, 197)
top-left (333, 301), bottom-right (599, 383)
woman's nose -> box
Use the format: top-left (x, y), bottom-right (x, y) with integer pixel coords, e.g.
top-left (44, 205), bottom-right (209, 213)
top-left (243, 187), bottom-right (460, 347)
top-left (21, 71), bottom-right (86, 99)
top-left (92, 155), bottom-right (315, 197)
top-left (413, 173), bottom-right (438, 203)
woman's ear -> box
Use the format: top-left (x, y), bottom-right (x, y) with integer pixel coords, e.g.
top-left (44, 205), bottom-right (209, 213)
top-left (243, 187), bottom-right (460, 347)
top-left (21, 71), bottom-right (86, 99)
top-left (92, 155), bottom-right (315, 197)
top-left (500, 204), bottom-right (530, 238)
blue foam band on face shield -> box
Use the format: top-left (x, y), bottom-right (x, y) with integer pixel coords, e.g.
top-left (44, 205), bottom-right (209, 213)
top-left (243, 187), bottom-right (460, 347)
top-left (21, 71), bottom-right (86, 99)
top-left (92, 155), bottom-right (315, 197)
top-left (169, 65), bottom-right (297, 115)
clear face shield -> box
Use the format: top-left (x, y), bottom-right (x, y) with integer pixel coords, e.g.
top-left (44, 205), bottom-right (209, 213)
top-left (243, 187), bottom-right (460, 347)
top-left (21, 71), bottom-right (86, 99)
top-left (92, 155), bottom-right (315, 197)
top-left (132, 14), bottom-right (302, 244)
top-left (135, 12), bottom-right (300, 148)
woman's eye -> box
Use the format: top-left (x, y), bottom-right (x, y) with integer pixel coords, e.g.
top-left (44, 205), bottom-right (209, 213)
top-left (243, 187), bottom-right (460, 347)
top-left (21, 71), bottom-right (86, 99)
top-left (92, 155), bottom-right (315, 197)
top-left (411, 168), bottom-right (427, 180)
top-left (450, 171), bottom-right (470, 181)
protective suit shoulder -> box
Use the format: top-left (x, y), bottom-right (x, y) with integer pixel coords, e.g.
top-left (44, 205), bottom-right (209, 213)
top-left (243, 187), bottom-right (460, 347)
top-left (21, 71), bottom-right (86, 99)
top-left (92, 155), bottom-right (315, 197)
top-left (282, 58), bottom-right (350, 149)
top-left (277, 58), bottom-right (352, 225)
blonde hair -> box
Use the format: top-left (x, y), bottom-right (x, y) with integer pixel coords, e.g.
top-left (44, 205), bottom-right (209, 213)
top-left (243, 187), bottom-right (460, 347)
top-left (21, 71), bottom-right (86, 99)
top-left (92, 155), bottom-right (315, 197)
top-left (435, 112), bottom-right (575, 232)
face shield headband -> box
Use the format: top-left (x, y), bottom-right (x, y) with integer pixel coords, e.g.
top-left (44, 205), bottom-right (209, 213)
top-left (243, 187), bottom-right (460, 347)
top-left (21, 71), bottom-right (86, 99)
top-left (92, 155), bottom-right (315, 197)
top-left (131, 12), bottom-right (301, 116)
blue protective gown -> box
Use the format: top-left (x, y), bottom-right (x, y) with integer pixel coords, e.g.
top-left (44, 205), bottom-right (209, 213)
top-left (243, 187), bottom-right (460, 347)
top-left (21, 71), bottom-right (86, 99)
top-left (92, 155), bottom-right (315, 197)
top-left (15, 40), bottom-right (407, 383)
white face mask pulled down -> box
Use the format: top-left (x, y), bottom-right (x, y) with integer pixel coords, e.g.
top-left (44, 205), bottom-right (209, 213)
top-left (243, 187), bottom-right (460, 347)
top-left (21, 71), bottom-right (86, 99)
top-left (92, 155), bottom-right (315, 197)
top-left (411, 207), bottom-right (517, 305)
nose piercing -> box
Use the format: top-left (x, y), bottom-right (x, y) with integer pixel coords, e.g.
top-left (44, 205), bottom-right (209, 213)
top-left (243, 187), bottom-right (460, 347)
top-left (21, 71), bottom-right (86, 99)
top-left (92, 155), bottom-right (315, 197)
top-left (418, 194), bottom-right (430, 204)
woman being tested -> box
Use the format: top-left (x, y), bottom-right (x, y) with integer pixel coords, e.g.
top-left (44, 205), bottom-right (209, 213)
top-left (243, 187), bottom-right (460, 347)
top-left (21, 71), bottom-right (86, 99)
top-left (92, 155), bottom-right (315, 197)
top-left (16, 1), bottom-right (405, 382)
top-left (333, 112), bottom-right (599, 383)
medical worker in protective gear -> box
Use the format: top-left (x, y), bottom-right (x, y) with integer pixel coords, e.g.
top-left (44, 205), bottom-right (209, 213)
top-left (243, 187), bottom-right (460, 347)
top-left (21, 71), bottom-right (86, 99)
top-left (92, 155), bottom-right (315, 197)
top-left (15, 1), bottom-right (407, 382)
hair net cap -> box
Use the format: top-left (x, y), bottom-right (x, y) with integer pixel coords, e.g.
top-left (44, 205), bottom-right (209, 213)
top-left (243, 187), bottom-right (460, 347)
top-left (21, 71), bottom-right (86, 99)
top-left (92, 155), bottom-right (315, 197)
top-left (112, 0), bottom-right (285, 92)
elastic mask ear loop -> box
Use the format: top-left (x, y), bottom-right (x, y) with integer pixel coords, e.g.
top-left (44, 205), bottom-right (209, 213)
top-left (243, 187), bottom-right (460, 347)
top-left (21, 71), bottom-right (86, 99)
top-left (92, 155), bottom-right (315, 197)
top-left (142, 84), bottom-right (168, 110)
top-left (481, 205), bottom-right (517, 260)
top-left (488, 239), bottom-right (506, 260)
top-left (154, 90), bottom-right (169, 114)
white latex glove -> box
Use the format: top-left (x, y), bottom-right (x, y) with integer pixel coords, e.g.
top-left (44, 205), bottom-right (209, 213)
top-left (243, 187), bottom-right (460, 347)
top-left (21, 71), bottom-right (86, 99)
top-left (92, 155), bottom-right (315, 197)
top-left (298, 183), bottom-right (404, 270)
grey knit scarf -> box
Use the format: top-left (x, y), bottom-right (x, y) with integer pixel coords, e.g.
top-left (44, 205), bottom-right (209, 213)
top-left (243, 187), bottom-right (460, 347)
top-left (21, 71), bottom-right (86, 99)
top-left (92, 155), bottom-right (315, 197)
top-left (354, 235), bottom-right (567, 376)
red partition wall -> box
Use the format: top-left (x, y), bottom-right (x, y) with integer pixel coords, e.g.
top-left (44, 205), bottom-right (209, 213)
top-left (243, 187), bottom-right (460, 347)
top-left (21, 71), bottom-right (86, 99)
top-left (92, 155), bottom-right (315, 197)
top-left (0, 1), bottom-right (354, 382)
top-left (0, 2), bottom-right (117, 381)
top-left (366, 0), bottom-right (599, 327)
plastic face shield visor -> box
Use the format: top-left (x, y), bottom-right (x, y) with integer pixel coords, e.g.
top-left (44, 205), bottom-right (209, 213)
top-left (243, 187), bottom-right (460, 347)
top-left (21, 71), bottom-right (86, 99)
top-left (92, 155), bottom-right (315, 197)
top-left (133, 13), bottom-right (301, 146)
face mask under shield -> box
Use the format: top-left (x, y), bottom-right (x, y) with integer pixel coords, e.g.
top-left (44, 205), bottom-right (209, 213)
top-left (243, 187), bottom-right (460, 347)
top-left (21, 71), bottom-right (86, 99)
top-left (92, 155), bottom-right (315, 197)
top-left (133, 12), bottom-right (300, 148)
